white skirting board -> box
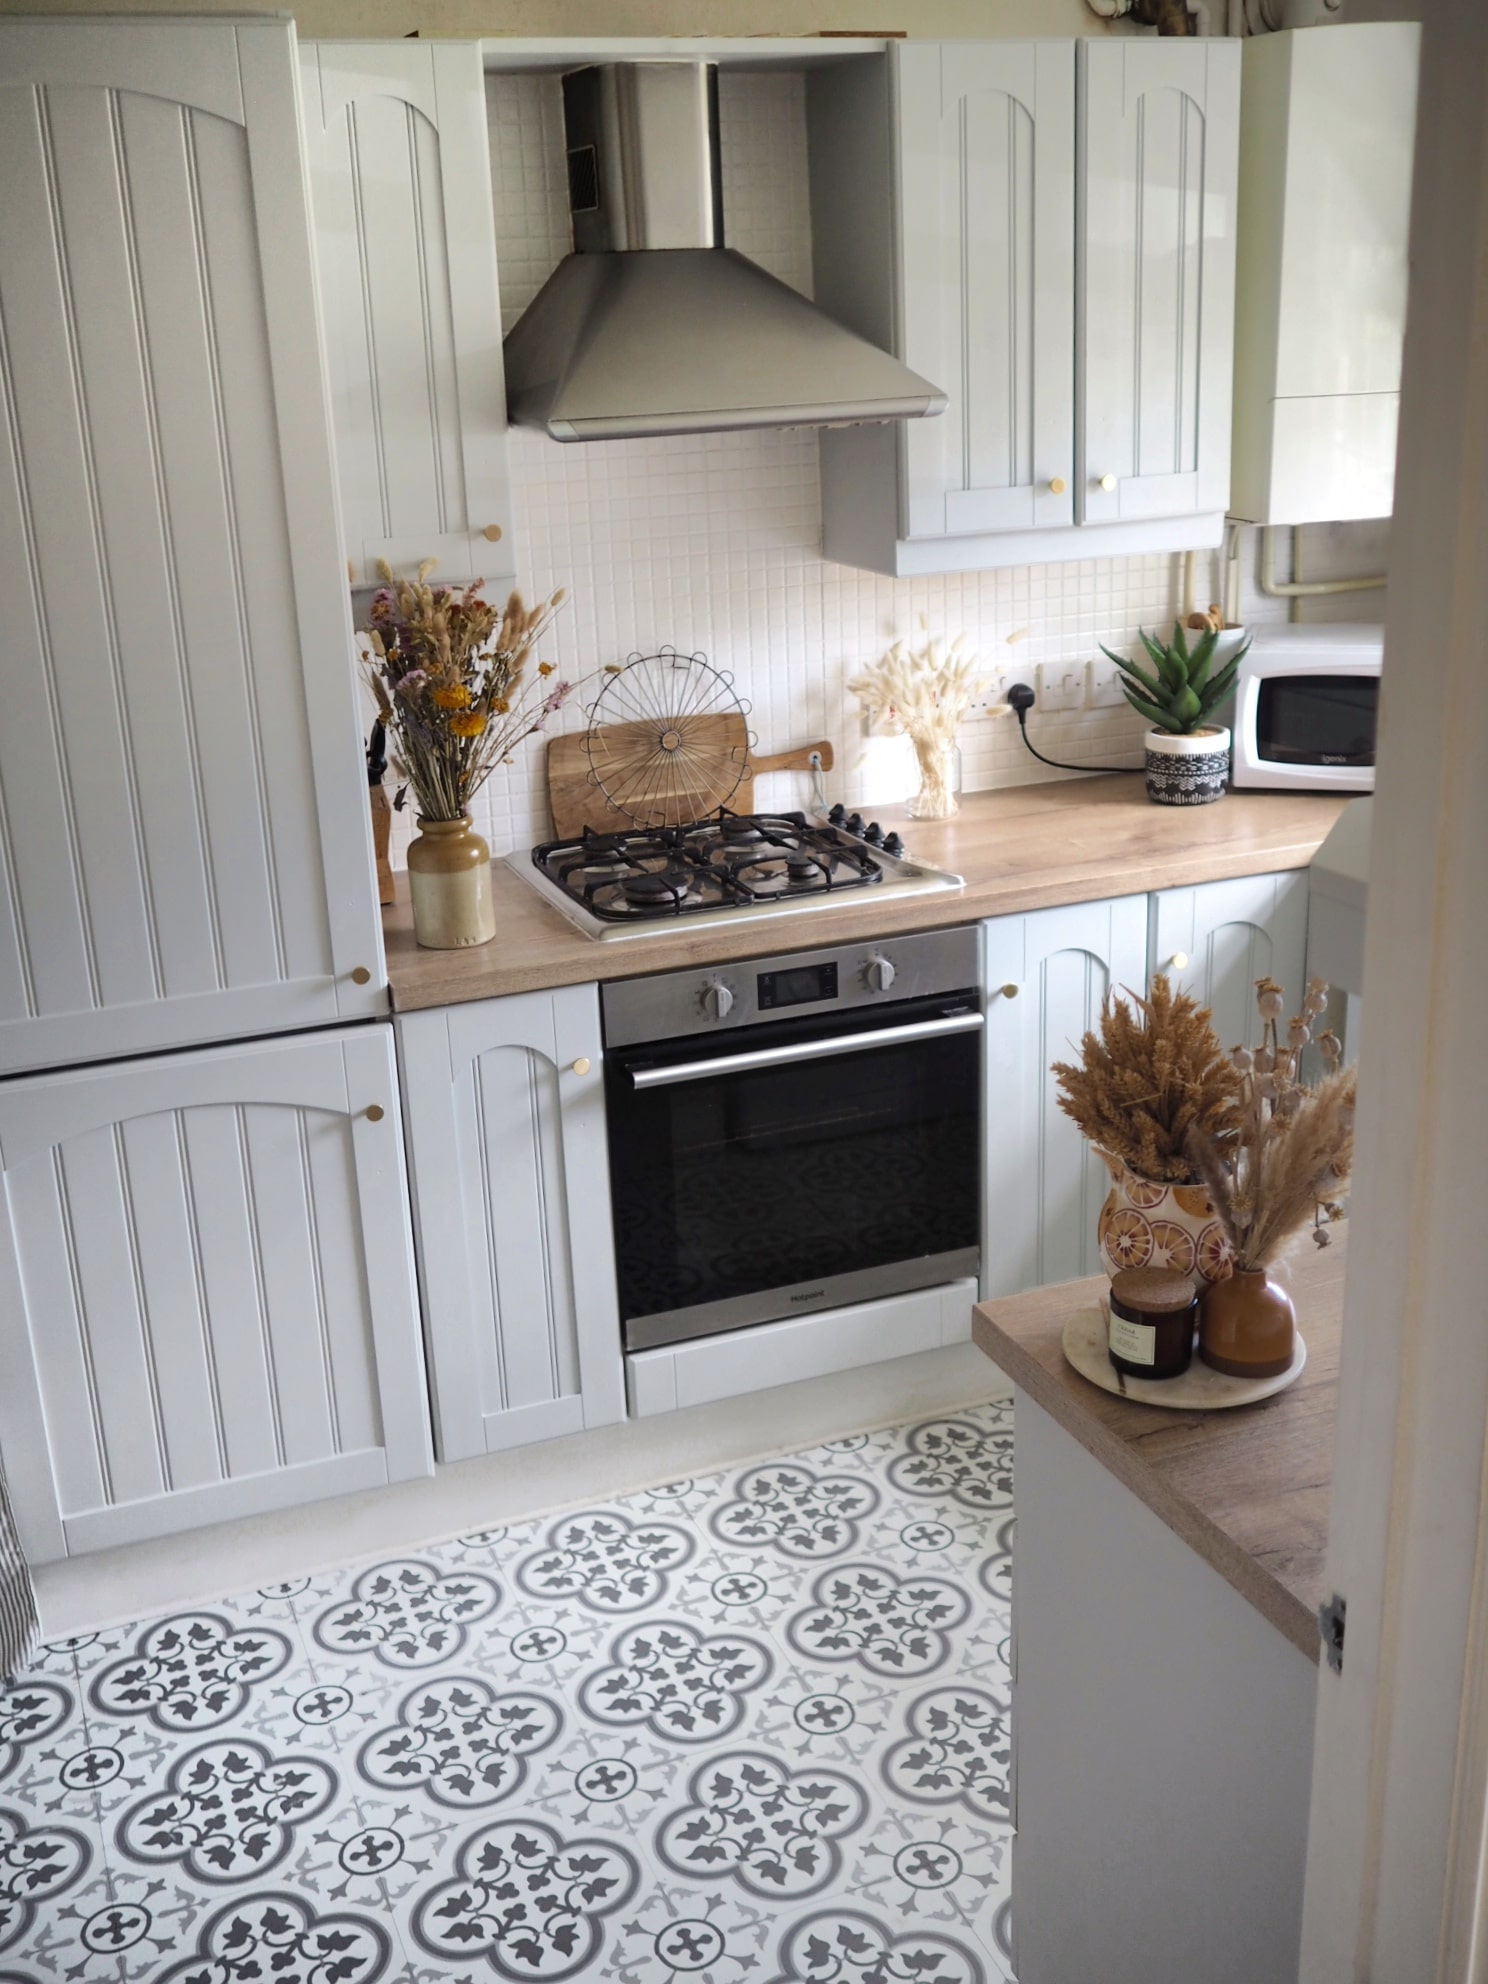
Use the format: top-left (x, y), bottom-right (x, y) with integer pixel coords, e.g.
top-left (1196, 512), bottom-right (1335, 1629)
top-left (626, 1279), bottom-right (979, 1417)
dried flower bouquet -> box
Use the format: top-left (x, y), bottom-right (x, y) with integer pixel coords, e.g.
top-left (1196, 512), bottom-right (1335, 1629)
top-left (364, 560), bottom-right (570, 824)
top-left (847, 634), bottom-right (986, 820)
top-left (1186, 976), bottom-right (1355, 1268)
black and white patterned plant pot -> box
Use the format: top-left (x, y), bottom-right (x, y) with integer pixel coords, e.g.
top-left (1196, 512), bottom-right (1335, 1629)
top-left (1144, 725), bottom-right (1231, 806)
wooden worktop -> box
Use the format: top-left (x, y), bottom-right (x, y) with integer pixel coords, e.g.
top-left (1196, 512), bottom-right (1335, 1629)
top-left (973, 1231), bottom-right (1346, 1661)
top-left (383, 778), bottom-right (1346, 1010)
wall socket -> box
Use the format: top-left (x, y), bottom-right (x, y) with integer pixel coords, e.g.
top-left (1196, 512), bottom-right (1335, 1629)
top-left (1035, 662), bottom-right (1084, 711)
top-left (1085, 655), bottom-right (1128, 708)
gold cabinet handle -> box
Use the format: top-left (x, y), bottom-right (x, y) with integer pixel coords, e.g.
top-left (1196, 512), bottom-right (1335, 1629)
top-left (1048, 476), bottom-right (1067, 496)
top-left (999, 983), bottom-right (1020, 999)
top-left (1169, 951), bottom-right (1190, 971)
top-left (365, 1103), bottom-right (385, 1122)
top-left (482, 524), bottom-right (504, 543)
top-left (572, 1057), bottom-right (592, 1077)
top-left (350, 966), bottom-right (372, 985)
top-left (1098, 473), bottom-right (1117, 493)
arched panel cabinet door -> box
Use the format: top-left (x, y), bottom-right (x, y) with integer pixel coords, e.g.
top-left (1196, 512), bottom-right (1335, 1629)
top-left (300, 40), bottom-right (516, 589)
top-left (396, 984), bottom-right (626, 1464)
top-left (897, 40), bottom-right (1076, 540)
top-left (0, 1025), bottom-right (431, 1565)
top-left (0, 18), bottom-right (387, 1078)
top-left (982, 895), bottom-right (1149, 1298)
top-left (1149, 870), bottom-right (1310, 1054)
top-left (1079, 39), bottom-right (1241, 526)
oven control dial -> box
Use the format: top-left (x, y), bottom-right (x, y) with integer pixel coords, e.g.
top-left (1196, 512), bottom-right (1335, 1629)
top-left (700, 977), bottom-right (735, 1021)
top-left (863, 953), bottom-right (897, 994)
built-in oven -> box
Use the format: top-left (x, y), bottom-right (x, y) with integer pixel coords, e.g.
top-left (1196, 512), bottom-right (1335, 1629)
top-left (602, 927), bottom-right (982, 1352)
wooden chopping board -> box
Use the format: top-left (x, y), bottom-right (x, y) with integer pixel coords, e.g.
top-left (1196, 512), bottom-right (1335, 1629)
top-left (546, 712), bottom-right (833, 837)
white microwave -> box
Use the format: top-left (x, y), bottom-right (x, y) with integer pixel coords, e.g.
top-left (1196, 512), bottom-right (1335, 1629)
top-left (1229, 625), bottom-right (1383, 792)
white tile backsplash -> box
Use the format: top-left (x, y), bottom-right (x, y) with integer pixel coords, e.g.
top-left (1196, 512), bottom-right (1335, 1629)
top-left (386, 70), bottom-right (1307, 868)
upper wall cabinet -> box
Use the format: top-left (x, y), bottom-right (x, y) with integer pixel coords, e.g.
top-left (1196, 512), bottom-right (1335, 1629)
top-left (0, 18), bottom-right (386, 1078)
top-left (301, 41), bottom-right (516, 589)
top-left (1078, 41), bottom-right (1239, 529)
top-left (808, 39), bottom-right (1240, 576)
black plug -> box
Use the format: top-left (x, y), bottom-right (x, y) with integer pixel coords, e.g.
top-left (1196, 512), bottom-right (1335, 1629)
top-left (1007, 682), bottom-right (1036, 715)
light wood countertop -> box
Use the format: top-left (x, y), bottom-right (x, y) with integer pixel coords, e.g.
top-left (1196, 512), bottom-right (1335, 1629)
top-left (383, 778), bottom-right (1347, 1011)
top-left (972, 1230), bottom-right (1346, 1661)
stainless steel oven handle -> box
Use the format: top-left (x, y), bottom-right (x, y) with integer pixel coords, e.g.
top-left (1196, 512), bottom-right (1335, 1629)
top-left (629, 1010), bottom-right (985, 1089)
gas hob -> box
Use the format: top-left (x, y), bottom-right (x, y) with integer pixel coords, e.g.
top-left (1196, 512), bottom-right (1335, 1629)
top-left (509, 810), bottom-right (965, 941)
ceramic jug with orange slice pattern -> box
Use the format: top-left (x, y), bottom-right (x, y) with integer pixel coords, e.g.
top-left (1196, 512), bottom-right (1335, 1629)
top-left (1096, 1157), bottom-right (1234, 1287)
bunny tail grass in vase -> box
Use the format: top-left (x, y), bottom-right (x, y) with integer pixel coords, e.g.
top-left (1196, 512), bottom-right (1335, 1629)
top-left (847, 633), bottom-right (986, 821)
top-left (364, 561), bottom-right (571, 948)
top-left (1187, 975), bottom-right (1356, 1377)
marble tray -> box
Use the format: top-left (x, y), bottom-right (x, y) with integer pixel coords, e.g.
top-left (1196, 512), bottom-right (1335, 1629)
top-left (1061, 1304), bottom-right (1308, 1410)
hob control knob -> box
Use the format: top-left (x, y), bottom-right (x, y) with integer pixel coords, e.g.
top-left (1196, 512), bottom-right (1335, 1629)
top-left (862, 821), bottom-right (884, 845)
top-left (864, 953), bottom-right (897, 994)
top-left (828, 802), bottom-right (847, 826)
top-left (882, 832), bottom-right (904, 857)
top-left (846, 812), bottom-right (865, 836)
top-left (700, 978), bottom-right (735, 1021)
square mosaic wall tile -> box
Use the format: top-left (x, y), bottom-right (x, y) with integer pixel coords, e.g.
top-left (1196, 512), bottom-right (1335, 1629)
top-left (0, 1404), bottom-right (1016, 1982)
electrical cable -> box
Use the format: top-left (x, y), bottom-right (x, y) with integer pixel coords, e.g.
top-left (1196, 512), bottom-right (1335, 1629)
top-left (1006, 683), bottom-right (1144, 777)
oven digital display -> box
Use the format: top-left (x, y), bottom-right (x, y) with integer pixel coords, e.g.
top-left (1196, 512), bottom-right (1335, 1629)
top-left (757, 962), bottom-right (838, 1010)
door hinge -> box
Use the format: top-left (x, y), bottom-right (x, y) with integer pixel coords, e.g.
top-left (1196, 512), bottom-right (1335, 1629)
top-left (1319, 1592), bottom-right (1346, 1674)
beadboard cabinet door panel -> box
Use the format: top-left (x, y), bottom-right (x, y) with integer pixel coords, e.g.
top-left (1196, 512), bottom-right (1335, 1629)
top-left (1149, 871), bottom-right (1310, 1055)
top-left (398, 985), bottom-right (626, 1465)
top-left (982, 896), bottom-right (1149, 1298)
top-left (0, 19), bottom-right (384, 1078)
top-left (898, 41), bottom-right (1075, 540)
top-left (1078, 40), bottom-right (1240, 526)
top-left (302, 40), bottom-right (515, 589)
top-left (0, 1025), bottom-right (431, 1564)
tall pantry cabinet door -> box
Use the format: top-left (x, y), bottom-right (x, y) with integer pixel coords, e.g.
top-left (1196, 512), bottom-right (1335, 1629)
top-left (982, 895), bottom-right (1149, 1298)
top-left (397, 985), bottom-right (626, 1464)
top-left (897, 41), bottom-right (1076, 539)
top-left (0, 1025), bottom-right (432, 1565)
top-left (300, 41), bottom-right (515, 588)
top-left (1149, 871), bottom-right (1310, 1054)
top-left (1078, 40), bottom-right (1240, 525)
top-left (0, 20), bottom-right (385, 1079)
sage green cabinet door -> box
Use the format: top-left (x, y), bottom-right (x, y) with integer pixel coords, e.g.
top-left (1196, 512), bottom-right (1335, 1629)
top-left (1149, 871), bottom-right (1310, 1053)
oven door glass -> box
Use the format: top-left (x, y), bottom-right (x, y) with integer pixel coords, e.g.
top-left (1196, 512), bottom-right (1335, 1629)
top-left (605, 990), bottom-right (982, 1350)
top-left (1256, 673), bottom-right (1378, 766)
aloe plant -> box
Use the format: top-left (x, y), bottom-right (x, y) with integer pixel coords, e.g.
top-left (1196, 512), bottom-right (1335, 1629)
top-left (1101, 621), bottom-right (1251, 735)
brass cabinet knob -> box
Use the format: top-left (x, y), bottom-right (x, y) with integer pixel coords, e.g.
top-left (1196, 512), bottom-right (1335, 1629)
top-left (999, 983), bottom-right (1020, 999)
top-left (1170, 951), bottom-right (1190, 971)
top-left (350, 966), bottom-right (372, 985)
top-left (1048, 476), bottom-right (1067, 496)
top-left (482, 523), bottom-right (504, 543)
top-left (1098, 473), bottom-right (1118, 493)
top-left (365, 1103), bottom-right (385, 1122)
top-left (572, 1057), bottom-right (592, 1076)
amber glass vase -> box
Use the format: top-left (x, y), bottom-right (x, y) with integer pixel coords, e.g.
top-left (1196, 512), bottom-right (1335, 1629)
top-left (406, 814), bottom-right (495, 949)
top-left (1198, 1266), bottom-right (1297, 1379)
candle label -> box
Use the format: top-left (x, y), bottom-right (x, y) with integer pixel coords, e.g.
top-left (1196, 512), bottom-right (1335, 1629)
top-left (1108, 1311), bottom-right (1156, 1367)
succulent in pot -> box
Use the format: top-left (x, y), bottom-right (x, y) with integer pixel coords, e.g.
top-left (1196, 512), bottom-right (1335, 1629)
top-left (1101, 616), bottom-right (1251, 807)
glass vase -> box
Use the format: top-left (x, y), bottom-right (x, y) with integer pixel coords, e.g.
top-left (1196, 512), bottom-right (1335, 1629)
top-left (907, 735), bottom-right (962, 821)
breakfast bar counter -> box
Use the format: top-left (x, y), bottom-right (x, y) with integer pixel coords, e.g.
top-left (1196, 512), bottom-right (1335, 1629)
top-left (382, 777), bottom-right (1346, 1009)
top-left (972, 1234), bottom-right (1345, 1984)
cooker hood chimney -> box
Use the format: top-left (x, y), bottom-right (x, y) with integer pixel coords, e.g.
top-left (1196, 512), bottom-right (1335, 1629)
top-left (502, 62), bottom-right (947, 442)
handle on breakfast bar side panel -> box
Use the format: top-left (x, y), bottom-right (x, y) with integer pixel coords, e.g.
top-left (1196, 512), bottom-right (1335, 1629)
top-left (628, 1010), bottom-right (985, 1089)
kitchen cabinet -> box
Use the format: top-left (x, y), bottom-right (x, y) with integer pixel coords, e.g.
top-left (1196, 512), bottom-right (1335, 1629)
top-left (982, 895), bottom-right (1149, 1298)
top-left (809, 38), bottom-right (1239, 576)
top-left (0, 16), bottom-right (385, 1078)
top-left (396, 984), bottom-right (627, 1464)
top-left (0, 1026), bottom-right (432, 1566)
top-left (301, 40), bottom-right (516, 590)
top-left (1149, 870), bottom-right (1310, 1053)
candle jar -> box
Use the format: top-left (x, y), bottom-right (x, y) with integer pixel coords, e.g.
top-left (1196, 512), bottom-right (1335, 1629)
top-left (1107, 1266), bottom-right (1200, 1380)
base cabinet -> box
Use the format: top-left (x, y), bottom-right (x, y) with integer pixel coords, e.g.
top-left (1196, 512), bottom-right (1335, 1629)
top-left (982, 895), bottom-right (1149, 1297)
top-left (1149, 870), bottom-right (1310, 1050)
top-left (397, 984), bottom-right (626, 1463)
top-left (0, 1025), bottom-right (431, 1564)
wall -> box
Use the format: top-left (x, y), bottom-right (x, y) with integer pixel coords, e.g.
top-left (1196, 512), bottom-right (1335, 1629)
top-left (377, 65), bottom-right (1305, 864)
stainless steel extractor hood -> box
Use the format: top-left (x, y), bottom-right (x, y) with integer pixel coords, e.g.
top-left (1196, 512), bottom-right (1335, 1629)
top-left (502, 62), bottom-right (946, 442)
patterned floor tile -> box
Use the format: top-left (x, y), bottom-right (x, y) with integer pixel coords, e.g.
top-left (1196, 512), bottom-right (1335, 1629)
top-left (0, 1400), bottom-right (1016, 1981)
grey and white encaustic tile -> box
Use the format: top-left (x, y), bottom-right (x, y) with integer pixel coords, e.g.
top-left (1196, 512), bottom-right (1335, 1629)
top-left (0, 1404), bottom-right (1015, 1981)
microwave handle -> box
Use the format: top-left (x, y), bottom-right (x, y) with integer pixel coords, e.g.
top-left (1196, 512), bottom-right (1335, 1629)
top-left (628, 1009), bottom-right (985, 1090)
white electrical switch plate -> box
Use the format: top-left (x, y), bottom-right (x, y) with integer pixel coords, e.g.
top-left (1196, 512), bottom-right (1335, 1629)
top-left (1085, 656), bottom-right (1127, 708)
top-left (1035, 662), bottom-right (1083, 712)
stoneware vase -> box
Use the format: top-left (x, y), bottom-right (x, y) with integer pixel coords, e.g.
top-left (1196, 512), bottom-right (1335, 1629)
top-left (406, 814), bottom-right (495, 950)
top-left (1198, 1265), bottom-right (1297, 1378)
top-left (1097, 1162), bottom-right (1235, 1288)
top-left (1144, 724), bottom-right (1231, 807)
